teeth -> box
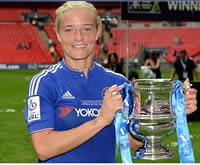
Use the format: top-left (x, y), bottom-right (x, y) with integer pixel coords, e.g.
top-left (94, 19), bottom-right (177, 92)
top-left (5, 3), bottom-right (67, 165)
top-left (73, 45), bottom-right (86, 48)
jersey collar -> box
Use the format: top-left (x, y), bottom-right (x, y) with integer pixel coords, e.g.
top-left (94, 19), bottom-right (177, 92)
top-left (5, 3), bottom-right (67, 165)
top-left (61, 58), bottom-right (96, 74)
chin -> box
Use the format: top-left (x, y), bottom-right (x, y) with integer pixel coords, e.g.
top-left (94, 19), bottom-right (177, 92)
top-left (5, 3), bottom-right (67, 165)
top-left (72, 55), bottom-right (90, 60)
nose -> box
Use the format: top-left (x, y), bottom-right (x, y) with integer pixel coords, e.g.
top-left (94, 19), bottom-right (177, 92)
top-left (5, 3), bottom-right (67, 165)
top-left (74, 30), bottom-right (83, 41)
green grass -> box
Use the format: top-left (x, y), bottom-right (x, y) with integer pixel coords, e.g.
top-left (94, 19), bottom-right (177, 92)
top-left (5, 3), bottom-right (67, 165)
top-left (0, 70), bottom-right (39, 163)
top-left (137, 69), bottom-right (178, 79)
top-left (0, 69), bottom-right (199, 163)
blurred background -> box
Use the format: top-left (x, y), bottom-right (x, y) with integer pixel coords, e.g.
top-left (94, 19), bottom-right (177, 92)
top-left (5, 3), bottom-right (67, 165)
top-left (0, 1), bottom-right (200, 163)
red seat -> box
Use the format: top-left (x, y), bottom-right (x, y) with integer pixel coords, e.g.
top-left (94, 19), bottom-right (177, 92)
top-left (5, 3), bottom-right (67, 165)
top-left (108, 27), bottom-right (200, 63)
top-left (0, 24), bottom-right (55, 64)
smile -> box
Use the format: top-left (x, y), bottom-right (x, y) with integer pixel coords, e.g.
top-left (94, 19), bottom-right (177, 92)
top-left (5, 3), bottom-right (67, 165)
top-left (72, 44), bottom-right (87, 48)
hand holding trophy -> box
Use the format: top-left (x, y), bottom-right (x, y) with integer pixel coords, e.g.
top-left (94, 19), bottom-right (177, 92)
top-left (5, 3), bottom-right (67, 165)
top-left (116, 79), bottom-right (195, 163)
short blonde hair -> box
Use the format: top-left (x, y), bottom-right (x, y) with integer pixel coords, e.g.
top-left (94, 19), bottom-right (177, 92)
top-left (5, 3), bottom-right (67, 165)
top-left (55, 1), bottom-right (102, 33)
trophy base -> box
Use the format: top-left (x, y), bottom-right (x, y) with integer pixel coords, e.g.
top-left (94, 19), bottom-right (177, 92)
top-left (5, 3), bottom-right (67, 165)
top-left (134, 144), bottom-right (174, 160)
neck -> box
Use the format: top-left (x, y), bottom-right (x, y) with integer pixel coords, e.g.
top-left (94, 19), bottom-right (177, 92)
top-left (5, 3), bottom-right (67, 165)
top-left (64, 56), bottom-right (93, 77)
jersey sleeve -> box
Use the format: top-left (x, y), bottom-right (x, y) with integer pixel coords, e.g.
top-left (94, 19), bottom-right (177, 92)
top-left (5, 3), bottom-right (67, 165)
top-left (24, 75), bottom-right (55, 134)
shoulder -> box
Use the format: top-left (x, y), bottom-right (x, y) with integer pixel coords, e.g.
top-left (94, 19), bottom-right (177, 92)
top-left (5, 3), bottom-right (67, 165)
top-left (95, 62), bottom-right (127, 82)
top-left (188, 57), bottom-right (197, 66)
top-left (145, 59), bottom-right (150, 63)
top-left (188, 57), bottom-right (195, 62)
top-left (174, 57), bottom-right (180, 64)
top-left (28, 63), bottom-right (62, 97)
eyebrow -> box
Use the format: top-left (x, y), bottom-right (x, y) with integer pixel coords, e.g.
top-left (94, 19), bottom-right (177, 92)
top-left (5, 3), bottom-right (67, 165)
top-left (83, 24), bottom-right (94, 26)
top-left (63, 24), bottom-right (94, 28)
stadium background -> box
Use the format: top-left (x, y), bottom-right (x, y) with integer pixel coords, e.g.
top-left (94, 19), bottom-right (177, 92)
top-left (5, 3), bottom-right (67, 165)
top-left (0, 1), bottom-right (200, 163)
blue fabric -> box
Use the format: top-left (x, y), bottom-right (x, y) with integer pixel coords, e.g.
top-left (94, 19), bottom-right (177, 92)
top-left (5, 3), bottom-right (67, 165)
top-left (24, 59), bottom-right (128, 163)
top-left (114, 82), bottom-right (135, 163)
top-left (172, 80), bottom-right (195, 163)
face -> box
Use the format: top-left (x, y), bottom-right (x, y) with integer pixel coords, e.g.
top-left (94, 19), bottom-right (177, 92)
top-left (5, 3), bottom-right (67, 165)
top-left (110, 55), bottom-right (117, 64)
top-left (56, 8), bottom-right (101, 61)
top-left (149, 54), bottom-right (153, 59)
top-left (179, 52), bottom-right (186, 60)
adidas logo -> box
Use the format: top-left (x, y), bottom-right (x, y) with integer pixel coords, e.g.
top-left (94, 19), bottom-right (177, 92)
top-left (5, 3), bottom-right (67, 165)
top-left (62, 91), bottom-right (75, 99)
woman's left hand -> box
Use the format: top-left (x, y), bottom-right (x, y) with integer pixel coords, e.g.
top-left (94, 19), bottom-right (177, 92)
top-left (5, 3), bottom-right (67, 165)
top-left (185, 88), bottom-right (197, 115)
top-left (184, 78), bottom-right (198, 115)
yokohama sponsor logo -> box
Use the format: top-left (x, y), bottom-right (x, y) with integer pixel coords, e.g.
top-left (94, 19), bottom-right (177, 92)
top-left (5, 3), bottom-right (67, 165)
top-left (75, 108), bottom-right (100, 117)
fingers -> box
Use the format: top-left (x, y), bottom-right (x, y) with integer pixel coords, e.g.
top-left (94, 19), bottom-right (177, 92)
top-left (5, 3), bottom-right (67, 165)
top-left (186, 105), bottom-right (197, 114)
top-left (104, 84), bottom-right (123, 110)
top-left (185, 88), bottom-right (198, 115)
top-left (188, 88), bottom-right (197, 95)
top-left (106, 84), bottom-right (123, 97)
top-left (99, 84), bottom-right (124, 126)
top-left (185, 88), bottom-right (197, 100)
top-left (184, 78), bottom-right (189, 83)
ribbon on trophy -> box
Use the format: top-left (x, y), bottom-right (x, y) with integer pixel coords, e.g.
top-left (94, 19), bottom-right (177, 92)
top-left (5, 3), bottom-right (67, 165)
top-left (114, 82), bottom-right (134, 163)
top-left (171, 80), bottom-right (195, 163)
top-left (114, 80), bottom-right (195, 163)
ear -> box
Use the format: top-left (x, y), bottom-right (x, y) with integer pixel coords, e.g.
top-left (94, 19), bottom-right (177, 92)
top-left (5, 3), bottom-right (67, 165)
top-left (56, 32), bottom-right (62, 43)
top-left (95, 24), bottom-right (103, 41)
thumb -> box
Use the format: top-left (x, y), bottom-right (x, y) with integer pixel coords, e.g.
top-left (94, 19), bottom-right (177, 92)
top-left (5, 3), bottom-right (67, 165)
top-left (184, 78), bottom-right (189, 83)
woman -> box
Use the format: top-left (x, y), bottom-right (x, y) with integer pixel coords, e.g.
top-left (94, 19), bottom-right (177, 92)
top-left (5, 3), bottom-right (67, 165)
top-left (144, 52), bottom-right (161, 78)
top-left (105, 52), bottom-right (124, 75)
top-left (24, 1), bottom-right (197, 163)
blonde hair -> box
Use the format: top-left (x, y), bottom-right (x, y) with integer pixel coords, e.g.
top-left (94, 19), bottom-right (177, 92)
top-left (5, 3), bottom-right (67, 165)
top-left (55, 1), bottom-right (102, 33)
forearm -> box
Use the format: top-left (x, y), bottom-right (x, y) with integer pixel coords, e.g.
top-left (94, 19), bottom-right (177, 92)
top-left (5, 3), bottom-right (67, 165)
top-left (170, 68), bottom-right (176, 79)
top-left (31, 117), bottom-right (106, 161)
top-left (31, 85), bottom-right (123, 161)
top-left (150, 61), bottom-right (160, 70)
top-left (128, 133), bottom-right (143, 151)
top-left (194, 69), bottom-right (199, 80)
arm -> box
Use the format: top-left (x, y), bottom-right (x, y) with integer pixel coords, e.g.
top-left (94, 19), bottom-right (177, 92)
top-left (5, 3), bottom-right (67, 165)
top-left (128, 133), bottom-right (143, 151)
top-left (193, 68), bottom-right (199, 80)
top-left (154, 58), bottom-right (160, 69)
top-left (170, 68), bottom-right (176, 80)
top-left (128, 92), bottom-right (143, 151)
top-left (31, 85), bottom-right (123, 161)
top-left (31, 118), bottom-right (106, 161)
top-left (144, 59), bottom-right (150, 66)
top-left (149, 58), bottom-right (160, 69)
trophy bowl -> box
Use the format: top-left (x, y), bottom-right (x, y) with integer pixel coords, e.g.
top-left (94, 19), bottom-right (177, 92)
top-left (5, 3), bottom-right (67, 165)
top-left (130, 79), bottom-right (176, 160)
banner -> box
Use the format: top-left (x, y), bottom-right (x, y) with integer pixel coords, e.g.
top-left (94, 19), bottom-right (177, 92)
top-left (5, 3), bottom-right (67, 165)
top-left (0, 64), bottom-right (53, 70)
top-left (121, 1), bottom-right (200, 21)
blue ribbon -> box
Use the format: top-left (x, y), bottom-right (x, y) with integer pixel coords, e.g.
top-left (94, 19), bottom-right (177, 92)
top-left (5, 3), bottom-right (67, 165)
top-left (172, 80), bottom-right (195, 163)
top-left (114, 82), bottom-right (134, 163)
top-left (114, 80), bottom-right (195, 163)
top-left (129, 119), bottom-right (148, 159)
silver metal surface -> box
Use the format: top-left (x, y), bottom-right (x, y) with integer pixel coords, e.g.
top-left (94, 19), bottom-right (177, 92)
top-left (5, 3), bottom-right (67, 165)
top-left (182, 81), bottom-right (192, 94)
top-left (130, 79), bottom-right (175, 160)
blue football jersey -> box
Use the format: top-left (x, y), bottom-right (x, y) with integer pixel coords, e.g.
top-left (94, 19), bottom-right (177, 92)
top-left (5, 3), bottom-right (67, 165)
top-left (25, 59), bottom-right (128, 163)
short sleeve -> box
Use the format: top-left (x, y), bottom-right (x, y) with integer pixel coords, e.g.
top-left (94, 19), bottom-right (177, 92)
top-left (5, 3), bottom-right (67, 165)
top-left (24, 75), bottom-right (55, 134)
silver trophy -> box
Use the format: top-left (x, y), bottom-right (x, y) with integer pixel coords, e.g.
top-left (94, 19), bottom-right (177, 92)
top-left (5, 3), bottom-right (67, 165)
top-left (129, 79), bottom-right (176, 160)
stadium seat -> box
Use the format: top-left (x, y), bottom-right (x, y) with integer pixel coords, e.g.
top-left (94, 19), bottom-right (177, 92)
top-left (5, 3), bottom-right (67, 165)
top-left (0, 24), bottom-right (55, 64)
top-left (108, 27), bottom-right (200, 63)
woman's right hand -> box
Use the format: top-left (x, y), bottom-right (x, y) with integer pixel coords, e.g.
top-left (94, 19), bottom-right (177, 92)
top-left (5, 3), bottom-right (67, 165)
top-left (98, 85), bottom-right (123, 126)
